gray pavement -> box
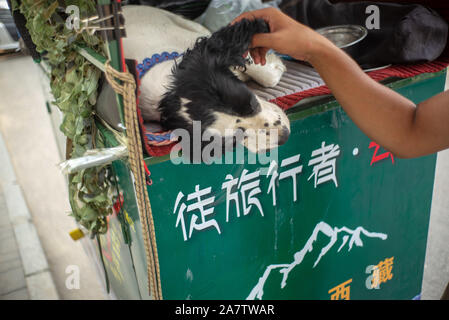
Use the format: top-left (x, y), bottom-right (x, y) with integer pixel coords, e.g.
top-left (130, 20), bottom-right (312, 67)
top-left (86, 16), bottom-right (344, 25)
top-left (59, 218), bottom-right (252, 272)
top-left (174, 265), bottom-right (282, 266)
top-left (422, 149), bottom-right (449, 299)
top-left (0, 131), bottom-right (58, 299)
top-left (0, 184), bottom-right (29, 300)
top-left (421, 70), bottom-right (449, 300)
top-left (0, 53), bottom-right (107, 300)
top-left (0, 53), bottom-right (447, 300)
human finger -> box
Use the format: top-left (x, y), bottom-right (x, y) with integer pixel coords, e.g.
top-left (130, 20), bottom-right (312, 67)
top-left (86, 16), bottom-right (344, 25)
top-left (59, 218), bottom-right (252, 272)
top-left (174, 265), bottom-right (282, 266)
top-left (231, 11), bottom-right (256, 25)
top-left (231, 7), bottom-right (274, 25)
top-left (259, 47), bottom-right (269, 65)
top-left (250, 48), bottom-right (261, 64)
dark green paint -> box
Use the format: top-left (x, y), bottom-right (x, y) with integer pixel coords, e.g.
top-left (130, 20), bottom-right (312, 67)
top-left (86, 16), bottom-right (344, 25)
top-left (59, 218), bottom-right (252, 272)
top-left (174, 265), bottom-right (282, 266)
top-left (95, 70), bottom-right (446, 299)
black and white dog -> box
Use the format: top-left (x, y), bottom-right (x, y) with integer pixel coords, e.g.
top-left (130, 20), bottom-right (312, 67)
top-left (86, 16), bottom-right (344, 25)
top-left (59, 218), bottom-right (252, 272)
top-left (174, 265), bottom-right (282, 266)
top-left (120, 5), bottom-right (290, 154)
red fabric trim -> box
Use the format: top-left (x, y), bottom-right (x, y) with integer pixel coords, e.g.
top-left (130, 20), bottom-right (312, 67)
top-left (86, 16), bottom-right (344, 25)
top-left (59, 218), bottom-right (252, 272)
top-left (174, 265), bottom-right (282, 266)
top-left (271, 59), bottom-right (449, 110)
top-left (130, 60), bottom-right (176, 157)
top-left (137, 92), bottom-right (176, 157)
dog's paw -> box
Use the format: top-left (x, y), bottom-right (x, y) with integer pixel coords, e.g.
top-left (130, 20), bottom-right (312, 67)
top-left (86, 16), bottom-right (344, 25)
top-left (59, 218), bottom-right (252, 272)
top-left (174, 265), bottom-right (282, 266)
top-left (244, 52), bottom-right (286, 88)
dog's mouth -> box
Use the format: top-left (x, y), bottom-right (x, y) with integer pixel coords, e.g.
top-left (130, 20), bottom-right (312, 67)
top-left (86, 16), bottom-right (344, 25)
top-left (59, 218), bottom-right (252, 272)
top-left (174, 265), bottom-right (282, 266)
top-left (240, 126), bottom-right (290, 154)
top-left (278, 126), bottom-right (291, 145)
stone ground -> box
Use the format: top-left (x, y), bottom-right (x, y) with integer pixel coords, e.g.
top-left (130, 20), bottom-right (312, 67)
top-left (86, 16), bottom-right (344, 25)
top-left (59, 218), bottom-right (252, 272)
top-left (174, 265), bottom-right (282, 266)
top-left (0, 53), bottom-right (107, 300)
top-left (422, 148), bottom-right (449, 299)
top-left (0, 184), bottom-right (30, 300)
top-left (0, 52), bottom-right (447, 299)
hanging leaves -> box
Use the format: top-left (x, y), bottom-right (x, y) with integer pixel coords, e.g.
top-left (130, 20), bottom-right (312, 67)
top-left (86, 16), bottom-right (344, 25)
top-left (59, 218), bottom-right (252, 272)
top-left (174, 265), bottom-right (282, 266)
top-left (14, 0), bottom-right (114, 235)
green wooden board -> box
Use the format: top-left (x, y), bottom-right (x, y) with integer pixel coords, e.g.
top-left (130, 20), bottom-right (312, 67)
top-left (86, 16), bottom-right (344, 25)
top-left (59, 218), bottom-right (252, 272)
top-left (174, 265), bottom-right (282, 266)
top-left (96, 70), bottom-right (446, 300)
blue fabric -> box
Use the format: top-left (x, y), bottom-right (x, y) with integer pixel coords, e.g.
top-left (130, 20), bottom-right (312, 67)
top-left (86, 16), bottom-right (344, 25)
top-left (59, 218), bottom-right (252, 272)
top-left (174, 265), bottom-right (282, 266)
top-left (137, 51), bottom-right (182, 79)
top-left (145, 132), bottom-right (172, 142)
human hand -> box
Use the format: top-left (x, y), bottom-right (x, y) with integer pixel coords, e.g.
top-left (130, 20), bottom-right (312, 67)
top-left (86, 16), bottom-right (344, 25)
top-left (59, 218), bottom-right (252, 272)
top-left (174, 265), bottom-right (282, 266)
top-left (231, 7), bottom-right (328, 65)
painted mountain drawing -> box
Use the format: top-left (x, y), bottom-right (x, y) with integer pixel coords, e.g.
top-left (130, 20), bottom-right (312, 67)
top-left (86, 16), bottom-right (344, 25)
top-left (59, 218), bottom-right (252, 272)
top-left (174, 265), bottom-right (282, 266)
top-left (247, 221), bottom-right (388, 300)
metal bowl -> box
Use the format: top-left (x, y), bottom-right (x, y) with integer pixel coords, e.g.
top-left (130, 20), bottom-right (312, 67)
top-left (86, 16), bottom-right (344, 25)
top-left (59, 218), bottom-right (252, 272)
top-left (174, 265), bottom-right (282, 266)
top-left (316, 25), bottom-right (368, 51)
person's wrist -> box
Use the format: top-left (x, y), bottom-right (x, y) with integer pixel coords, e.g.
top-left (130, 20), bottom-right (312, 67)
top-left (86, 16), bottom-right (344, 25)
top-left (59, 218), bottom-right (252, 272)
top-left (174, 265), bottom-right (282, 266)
top-left (305, 33), bottom-right (337, 64)
top-left (303, 29), bottom-right (336, 64)
top-left (286, 27), bottom-right (327, 62)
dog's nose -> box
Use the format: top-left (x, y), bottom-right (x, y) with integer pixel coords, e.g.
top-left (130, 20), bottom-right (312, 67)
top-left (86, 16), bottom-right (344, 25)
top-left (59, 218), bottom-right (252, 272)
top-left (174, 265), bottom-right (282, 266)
top-left (278, 126), bottom-right (290, 145)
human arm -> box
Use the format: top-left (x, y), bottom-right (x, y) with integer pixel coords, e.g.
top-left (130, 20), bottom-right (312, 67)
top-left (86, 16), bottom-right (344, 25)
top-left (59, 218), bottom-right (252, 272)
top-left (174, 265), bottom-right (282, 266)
top-left (233, 8), bottom-right (449, 158)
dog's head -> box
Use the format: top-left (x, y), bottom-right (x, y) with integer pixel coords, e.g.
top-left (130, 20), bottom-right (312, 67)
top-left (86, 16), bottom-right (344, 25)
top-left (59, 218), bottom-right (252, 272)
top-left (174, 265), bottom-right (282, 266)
top-left (159, 19), bottom-right (290, 157)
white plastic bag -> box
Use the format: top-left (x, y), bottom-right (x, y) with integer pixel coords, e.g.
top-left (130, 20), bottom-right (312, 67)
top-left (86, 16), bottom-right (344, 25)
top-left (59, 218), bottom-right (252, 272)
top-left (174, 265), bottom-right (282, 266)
top-left (59, 145), bottom-right (128, 174)
top-left (196, 0), bottom-right (281, 32)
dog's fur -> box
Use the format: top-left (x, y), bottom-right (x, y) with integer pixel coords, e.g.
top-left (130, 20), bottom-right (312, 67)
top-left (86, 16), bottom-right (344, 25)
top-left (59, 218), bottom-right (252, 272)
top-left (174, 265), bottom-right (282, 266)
top-left (121, 5), bottom-right (290, 154)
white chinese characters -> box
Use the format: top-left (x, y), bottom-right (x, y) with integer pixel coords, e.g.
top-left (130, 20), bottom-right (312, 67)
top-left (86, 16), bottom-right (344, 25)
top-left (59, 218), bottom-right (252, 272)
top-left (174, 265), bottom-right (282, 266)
top-left (174, 186), bottom-right (221, 241)
top-left (267, 155), bottom-right (303, 206)
top-left (173, 141), bottom-right (341, 241)
top-left (308, 141), bottom-right (340, 188)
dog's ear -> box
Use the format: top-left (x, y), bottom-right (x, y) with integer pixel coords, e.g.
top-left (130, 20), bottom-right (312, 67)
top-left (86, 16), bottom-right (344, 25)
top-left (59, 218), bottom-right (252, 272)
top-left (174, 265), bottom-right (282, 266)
top-left (158, 93), bottom-right (190, 131)
top-left (186, 18), bottom-right (270, 69)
